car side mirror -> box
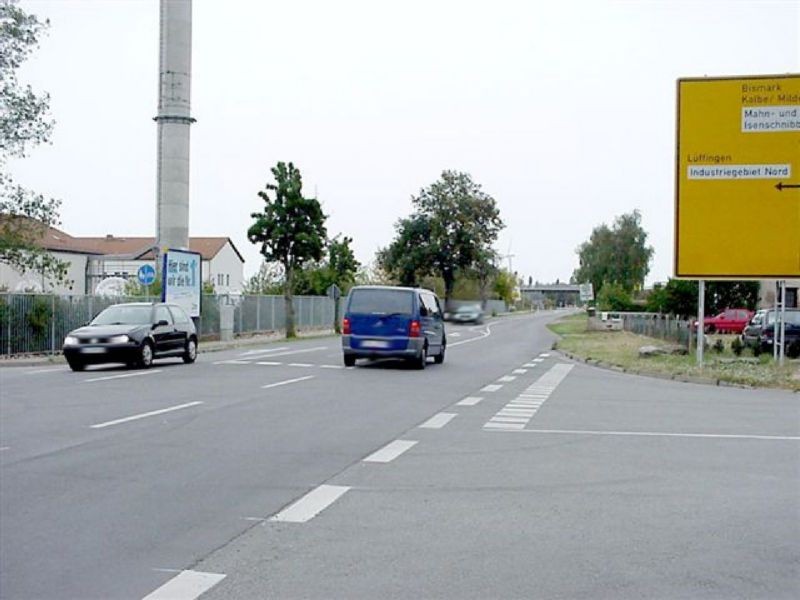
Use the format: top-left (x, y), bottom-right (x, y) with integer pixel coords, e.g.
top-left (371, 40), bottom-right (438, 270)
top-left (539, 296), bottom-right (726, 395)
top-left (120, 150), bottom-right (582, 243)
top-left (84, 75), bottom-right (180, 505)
top-left (153, 319), bottom-right (169, 328)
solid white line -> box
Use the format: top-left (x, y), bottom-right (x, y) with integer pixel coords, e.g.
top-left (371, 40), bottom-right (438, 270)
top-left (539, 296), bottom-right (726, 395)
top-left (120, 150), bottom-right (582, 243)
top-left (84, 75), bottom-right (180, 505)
top-left (481, 384), bottom-right (503, 392)
top-left (456, 396), bottom-right (483, 406)
top-left (363, 440), bottom-right (418, 463)
top-left (512, 369), bottom-right (528, 374)
top-left (84, 369), bottom-right (163, 383)
top-left (262, 375), bottom-right (315, 389)
top-left (142, 569), bottom-right (226, 600)
top-left (256, 361), bottom-right (283, 366)
top-left (269, 484), bottom-right (350, 523)
top-left (515, 429), bottom-right (800, 441)
top-left (448, 324), bottom-right (493, 347)
top-left (497, 375), bottom-right (516, 382)
top-left (90, 401), bottom-right (203, 429)
top-left (25, 368), bottom-right (69, 374)
top-left (239, 346), bottom-right (289, 356)
top-left (419, 413), bottom-right (457, 429)
top-left (484, 422), bottom-right (525, 430)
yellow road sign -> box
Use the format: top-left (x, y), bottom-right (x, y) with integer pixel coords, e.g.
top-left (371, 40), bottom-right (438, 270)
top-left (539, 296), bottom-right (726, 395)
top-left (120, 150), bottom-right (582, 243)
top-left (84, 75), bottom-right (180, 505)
top-left (675, 74), bottom-right (800, 278)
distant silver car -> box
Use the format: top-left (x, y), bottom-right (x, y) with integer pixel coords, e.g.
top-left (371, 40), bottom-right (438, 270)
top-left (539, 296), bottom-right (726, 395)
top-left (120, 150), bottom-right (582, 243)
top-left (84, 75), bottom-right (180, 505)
top-left (450, 304), bottom-right (484, 324)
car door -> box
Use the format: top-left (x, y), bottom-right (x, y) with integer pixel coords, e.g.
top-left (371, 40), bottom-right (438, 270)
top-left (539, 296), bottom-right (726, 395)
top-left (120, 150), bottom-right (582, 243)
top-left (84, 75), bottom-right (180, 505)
top-left (153, 305), bottom-right (179, 354)
top-left (420, 292), bottom-right (444, 354)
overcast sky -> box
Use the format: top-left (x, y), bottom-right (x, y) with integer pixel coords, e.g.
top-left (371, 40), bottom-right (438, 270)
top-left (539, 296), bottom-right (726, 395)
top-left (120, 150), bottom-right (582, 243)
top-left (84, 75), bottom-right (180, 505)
top-left (10, 0), bottom-right (800, 286)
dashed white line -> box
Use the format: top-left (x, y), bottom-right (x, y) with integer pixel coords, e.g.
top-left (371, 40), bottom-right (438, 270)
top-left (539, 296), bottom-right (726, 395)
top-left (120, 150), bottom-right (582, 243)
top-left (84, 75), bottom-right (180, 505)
top-left (261, 375), bottom-right (315, 389)
top-left (256, 361), bottom-right (282, 366)
top-left (539, 353), bottom-right (551, 357)
top-left (320, 365), bottom-right (344, 369)
top-left (142, 569), bottom-right (226, 600)
top-left (90, 401), bottom-right (203, 429)
top-left (0, 447), bottom-right (9, 451)
top-left (481, 384), bottom-right (503, 392)
top-left (419, 413), bottom-right (457, 429)
top-left (239, 346), bottom-right (289, 356)
top-left (363, 440), bottom-right (418, 463)
top-left (269, 484), bottom-right (350, 523)
top-left (523, 363), bottom-right (537, 368)
top-left (497, 375), bottom-right (517, 383)
top-left (456, 396), bottom-right (483, 406)
top-left (288, 363), bottom-right (314, 368)
top-left (512, 369), bottom-right (528, 374)
top-left (213, 359), bottom-right (252, 365)
top-left (250, 346), bottom-right (328, 359)
top-left (84, 370), bottom-right (163, 383)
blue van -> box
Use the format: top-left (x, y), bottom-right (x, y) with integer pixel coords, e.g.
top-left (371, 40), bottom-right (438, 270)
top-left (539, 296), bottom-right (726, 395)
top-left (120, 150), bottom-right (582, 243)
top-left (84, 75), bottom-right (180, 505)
top-left (341, 286), bottom-right (446, 369)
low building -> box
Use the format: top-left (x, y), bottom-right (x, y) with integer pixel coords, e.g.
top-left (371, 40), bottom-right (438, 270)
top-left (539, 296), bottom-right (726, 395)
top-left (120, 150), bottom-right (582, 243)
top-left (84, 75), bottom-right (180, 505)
top-left (759, 279), bottom-right (799, 309)
top-left (0, 221), bottom-right (245, 295)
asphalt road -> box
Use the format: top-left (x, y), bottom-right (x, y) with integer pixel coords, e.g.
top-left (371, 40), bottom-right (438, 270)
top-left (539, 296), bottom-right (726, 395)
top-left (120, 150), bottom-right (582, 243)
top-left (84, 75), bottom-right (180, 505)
top-left (1, 311), bottom-right (798, 599)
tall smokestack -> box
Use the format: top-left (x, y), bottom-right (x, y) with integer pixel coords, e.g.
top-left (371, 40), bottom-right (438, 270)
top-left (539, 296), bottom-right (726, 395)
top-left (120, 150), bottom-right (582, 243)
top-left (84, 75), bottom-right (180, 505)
top-left (155, 0), bottom-right (194, 255)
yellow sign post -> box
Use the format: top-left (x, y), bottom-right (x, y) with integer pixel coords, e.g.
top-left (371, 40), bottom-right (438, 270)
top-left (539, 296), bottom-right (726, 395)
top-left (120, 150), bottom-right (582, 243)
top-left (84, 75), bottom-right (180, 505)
top-left (675, 74), bottom-right (800, 278)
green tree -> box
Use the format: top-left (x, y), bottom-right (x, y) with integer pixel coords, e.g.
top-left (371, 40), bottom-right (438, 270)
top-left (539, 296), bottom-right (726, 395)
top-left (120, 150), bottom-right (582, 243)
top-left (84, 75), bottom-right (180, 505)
top-left (596, 282), bottom-right (635, 312)
top-left (248, 162), bottom-right (327, 338)
top-left (328, 235), bottom-right (360, 292)
top-left (243, 261), bottom-right (284, 295)
top-left (655, 279), bottom-right (760, 318)
top-left (0, 1), bottom-right (69, 287)
top-left (493, 269), bottom-right (516, 306)
top-left (379, 170), bottom-right (504, 307)
top-left (573, 210), bottom-right (654, 296)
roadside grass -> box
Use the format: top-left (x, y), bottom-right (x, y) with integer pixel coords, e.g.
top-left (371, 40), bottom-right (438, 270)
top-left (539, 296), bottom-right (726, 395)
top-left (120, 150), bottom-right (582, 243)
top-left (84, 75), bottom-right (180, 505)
top-left (549, 314), bottom-right (800, 392)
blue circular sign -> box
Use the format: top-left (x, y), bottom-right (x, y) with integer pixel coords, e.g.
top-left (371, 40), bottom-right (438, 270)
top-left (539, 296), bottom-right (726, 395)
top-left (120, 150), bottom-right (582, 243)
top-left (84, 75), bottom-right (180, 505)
top-left (137, 264), bottom-right (156, 285)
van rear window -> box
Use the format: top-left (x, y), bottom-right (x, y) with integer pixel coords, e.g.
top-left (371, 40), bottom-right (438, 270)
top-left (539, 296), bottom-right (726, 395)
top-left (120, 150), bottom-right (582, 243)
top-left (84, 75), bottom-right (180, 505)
top-left (348, 289), bottom-right (413, 315)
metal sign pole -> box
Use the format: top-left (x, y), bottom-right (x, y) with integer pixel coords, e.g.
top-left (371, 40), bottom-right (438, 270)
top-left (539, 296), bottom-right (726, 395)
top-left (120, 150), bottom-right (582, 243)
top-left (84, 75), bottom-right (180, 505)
top-left (697, 280), bottom-right (705, 366)
top-left (773, 281), bottom-right (780, 361)
top-left (780, 280), bottom-right (786, 366)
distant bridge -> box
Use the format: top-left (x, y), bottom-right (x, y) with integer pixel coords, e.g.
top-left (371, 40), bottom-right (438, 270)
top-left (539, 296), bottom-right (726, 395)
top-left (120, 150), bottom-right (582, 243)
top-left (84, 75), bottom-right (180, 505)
top-left (519, 284), bottom-right (583, 307)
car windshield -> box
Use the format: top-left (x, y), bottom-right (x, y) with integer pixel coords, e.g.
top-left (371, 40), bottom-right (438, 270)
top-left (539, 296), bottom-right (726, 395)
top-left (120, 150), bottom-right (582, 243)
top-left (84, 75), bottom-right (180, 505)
top-left (90, 305), bottom-right (152, 326)
top-left (348, 289), bottom-right (413, 315)
top-left (456, 305), bottom-right (479, 312)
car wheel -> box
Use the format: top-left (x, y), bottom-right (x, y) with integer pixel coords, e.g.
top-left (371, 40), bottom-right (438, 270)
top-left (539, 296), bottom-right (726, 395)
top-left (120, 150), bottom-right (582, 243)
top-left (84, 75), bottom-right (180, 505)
top-left (415, 345), bottom-right (427, 370)
top-left (434, 344), bottom-right (445, 364)
top-left (183, 337), bottom-right (197, 364)
top-left (343, 354), bottom-right (356, 367)
top-left (138, 340), bottom-right (154, 369)
top-left (67, 358), bottom-right (85, 372)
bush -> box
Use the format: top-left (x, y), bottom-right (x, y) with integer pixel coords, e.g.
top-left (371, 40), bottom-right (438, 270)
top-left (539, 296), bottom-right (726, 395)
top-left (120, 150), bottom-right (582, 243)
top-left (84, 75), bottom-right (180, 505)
top-left (596, 283), bottom-right (636, 312)
top-left (712, 338), bottom-right (724, 353)
top-left (730, 337), bottom-right (743, 356)
top-left (787, 339), bottom-right (800, 359)
top-left (751, 343), bottom-right (762, 357)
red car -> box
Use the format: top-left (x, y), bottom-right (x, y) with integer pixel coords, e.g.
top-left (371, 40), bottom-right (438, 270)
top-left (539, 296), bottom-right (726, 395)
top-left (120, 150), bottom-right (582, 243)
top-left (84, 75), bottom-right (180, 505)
top-left (694, 308), bottom-right (754, 334)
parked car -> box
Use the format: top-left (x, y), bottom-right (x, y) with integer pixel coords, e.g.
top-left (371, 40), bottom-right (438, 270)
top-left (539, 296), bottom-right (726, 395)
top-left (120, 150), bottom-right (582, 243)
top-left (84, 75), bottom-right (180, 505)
top-left (449, 304), bottom-right (484, 324)
top-left (63, 302), bottom-right (198, 371)
top-left (693, 308), bottom-right (754, 334)
top-left (741, 308), bottom-right (800, 352)
top-left (341, 285), bottom-right (446, 369)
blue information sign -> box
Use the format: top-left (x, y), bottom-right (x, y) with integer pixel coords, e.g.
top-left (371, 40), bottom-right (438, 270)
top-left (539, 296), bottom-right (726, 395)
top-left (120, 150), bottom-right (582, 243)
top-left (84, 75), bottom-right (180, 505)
top-left (137, 264), bottom-right (156, 285)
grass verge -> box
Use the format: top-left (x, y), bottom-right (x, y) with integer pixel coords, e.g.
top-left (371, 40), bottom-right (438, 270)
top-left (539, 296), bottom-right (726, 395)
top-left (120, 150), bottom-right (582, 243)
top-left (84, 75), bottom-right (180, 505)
top-left (548, 314), bottom-right (800, 392)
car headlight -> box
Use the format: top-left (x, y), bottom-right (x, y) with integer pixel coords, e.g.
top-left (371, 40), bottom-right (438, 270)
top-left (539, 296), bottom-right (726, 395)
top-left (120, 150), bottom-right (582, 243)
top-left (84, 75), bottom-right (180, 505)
top-left (107, 335), bottom-right (130, 344)
top-left (63, 336), bottom-right (79, 346)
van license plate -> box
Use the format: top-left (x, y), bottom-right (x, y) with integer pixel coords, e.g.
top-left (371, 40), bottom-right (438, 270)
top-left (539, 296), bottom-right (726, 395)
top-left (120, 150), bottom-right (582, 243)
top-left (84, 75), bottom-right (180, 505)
top-left (362, 340), bottom-right (389, 349)
top-left (81, 347), bottom-right (107, 354)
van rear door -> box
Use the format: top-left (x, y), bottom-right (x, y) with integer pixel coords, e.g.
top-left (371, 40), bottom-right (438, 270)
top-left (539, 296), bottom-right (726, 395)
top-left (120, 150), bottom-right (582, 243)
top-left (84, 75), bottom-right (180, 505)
top-left (346, 288), bottom-right (414, 350)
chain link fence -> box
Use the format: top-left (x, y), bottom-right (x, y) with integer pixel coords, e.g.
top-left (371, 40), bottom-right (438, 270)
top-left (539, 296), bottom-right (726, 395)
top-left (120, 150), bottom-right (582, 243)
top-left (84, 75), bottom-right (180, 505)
top-left (621, 313), bottom-right (692, 347)
top-left (0, 293), bottom-right (338, 356)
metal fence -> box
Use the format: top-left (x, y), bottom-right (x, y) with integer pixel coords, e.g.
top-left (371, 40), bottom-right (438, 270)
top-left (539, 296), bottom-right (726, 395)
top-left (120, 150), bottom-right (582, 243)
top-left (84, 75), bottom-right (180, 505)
top-left (621, 313), bottom-right (692, 346)
top-left (0, 293), bottom-right (338, 356)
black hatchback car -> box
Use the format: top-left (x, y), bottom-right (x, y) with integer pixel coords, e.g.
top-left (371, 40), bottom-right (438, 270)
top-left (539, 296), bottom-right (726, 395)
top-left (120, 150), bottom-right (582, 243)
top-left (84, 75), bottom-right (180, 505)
top-left (63, 302), bottom-right (198, 371)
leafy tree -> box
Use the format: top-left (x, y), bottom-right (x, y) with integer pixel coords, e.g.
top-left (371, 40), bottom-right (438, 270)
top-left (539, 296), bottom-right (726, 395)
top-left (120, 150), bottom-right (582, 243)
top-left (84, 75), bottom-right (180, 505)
top-left (648, 278), bottom-right (760, 318)
top-left (248, 162), bottom-right (327, 338)
top-left (596, 282), bottom-right (636, 312)
top-left (379, 170), bottom-right (503, 307)
top-left (573, 210), bottom-right (654, 296)
top-left (493, 269), bottom-right (516, 306)
top-left (0, 1), bottom-right (69, 287)
top-left (328, 235), bottom-right (360, 292)
top-left (243, 261), bottom-right (284, 295)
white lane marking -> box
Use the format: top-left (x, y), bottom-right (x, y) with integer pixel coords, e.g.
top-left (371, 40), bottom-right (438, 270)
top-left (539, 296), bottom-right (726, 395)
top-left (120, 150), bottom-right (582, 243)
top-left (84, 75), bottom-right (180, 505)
top-left (490, 417), bottom-right (530, 423)
top-left (449, 332), bottom-right (462, 337)
top-left (419, 413), bottom-right (457, 429)
top-left (25, 367), bottom-right (69, 374)
top-left (84, 369), bottom-right (163, 383)
top-left (484, 422), bottom-right (525, 430)
top-left (523, 363), bottom-right (537, 368)
top-left (213, 359), bottom-right (252, 365)
top-left (539, 353), bottom-right (551, 357)
top-left (484, 363), bottom-right (574, 431)
top-left (142, 569), bottom-right (226, 600)
top-left (270, 484), bottom-right (350, 523)
top-left (262, 375), bottom-right (315, 389)
top-left (320, 365), bottom-right (344, 369)
top-left (512, 369), bottom-right (528, 374)
top-left (449, 324), bottom-right (492, 347)
top-left (532, 358), bottom-right (544, 363)
top-left (456, 396), bottom-right (483, 406)
top-left (288, 363), bottom-right (314, 368)
top-left (497, 375), bottom-right (517, 383)
top-left (249, 346), bottom-right (328, 359)
top-left (91, 401), bottom-right (203, 429)
top-left (507, 429), bottom-right (800, 441)
top-left (363, 440), bottom-right (418, 463)
top-left (481, 384), bottom-right (503, 392)
top-left (256, 361), bottom-right (283, 366)
top-left (0, 447), bottom-right (9, 451)
top-left (239, 346), bottom-right (289, 356)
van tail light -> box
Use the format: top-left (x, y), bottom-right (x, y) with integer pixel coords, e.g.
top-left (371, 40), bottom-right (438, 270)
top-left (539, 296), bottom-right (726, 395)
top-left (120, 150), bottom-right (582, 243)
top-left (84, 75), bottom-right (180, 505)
top-left (409, 320), bottom-right (421, 338)
top-left (342, 317), bottom-right (351, 335)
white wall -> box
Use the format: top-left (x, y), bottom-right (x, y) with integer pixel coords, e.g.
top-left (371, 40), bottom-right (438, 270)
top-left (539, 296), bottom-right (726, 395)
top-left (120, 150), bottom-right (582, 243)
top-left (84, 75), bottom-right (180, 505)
top-left (0, 252), bottom-right (87, 294)
top-left (206, 242), bottom-right (244, 294)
